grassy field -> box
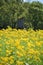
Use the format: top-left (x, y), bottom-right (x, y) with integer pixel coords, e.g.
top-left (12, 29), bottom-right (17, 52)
top-left (0, 28), bottom-right (43, 65)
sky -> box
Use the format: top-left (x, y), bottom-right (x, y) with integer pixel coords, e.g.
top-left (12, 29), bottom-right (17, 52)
top-left (24, 0), bottom-right (43, 3)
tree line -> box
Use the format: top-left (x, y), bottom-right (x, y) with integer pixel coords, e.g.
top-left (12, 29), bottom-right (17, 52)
top-left (0, 0), bottom-right (43, 30)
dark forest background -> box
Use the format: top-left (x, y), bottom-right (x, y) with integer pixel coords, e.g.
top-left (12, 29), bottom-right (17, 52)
top-left (0, 0), bottom-right (43, 30)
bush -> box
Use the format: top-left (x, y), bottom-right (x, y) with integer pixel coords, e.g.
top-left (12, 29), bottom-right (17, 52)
top-left (0, 1), bottom-right (43, 30)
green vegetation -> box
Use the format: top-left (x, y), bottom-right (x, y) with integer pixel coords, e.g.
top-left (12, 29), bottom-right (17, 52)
top-left (0, 28), bottom-right (43, 65)
top-left (0, 0), bottom-right (43, 30)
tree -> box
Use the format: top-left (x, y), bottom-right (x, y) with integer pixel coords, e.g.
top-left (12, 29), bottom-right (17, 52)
top-left (27, 1), bottom-right (43, 30)
top-left (0, 0), bottom-right (43, 30)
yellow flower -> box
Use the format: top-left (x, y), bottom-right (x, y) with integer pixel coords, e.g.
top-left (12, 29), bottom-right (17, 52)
top-left (9, 56), bottom-right (14, 60)
top-left (17, 61), bottom-right (23, 65)
top-left (14, 39), bottom-right (20, 47)
top-left (6, 41), bottom-right (10, 44)
top-left (0, 64), bottom-right (2, 65)
top-left (16, 51), bottom-right (23, 57)
top-left (10, 59), bottom-right (14, 64)
top-left (36, 41), bottom-right (42, 47)
top-left (9, 56), bottom-right (14, 64)
top-left (0, 44), bottom-right (2, 47)
top-left (6, 50), bottom-right (12, 56)
top-left (28, 42), bottom-right (35, 48)
top-left (1, 57), bottom-right (8, 62)
top-left (0, 28), bottom-right (43, 65)
top-left (28, 49), bottom-right (35, 55)
top-left (34, 56), bottom-right (41, 62)
top-left (17, 45), bottom-right (24, 50)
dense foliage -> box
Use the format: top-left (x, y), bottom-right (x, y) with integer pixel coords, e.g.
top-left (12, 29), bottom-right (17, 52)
top-left (0, 0), bottom-right (43, 30)
top-left (0, 28), bottom-right (43, 65)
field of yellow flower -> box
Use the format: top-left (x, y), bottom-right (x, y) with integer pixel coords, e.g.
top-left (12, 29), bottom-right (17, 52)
top-left (0, 28), bottom-right (43, 65)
